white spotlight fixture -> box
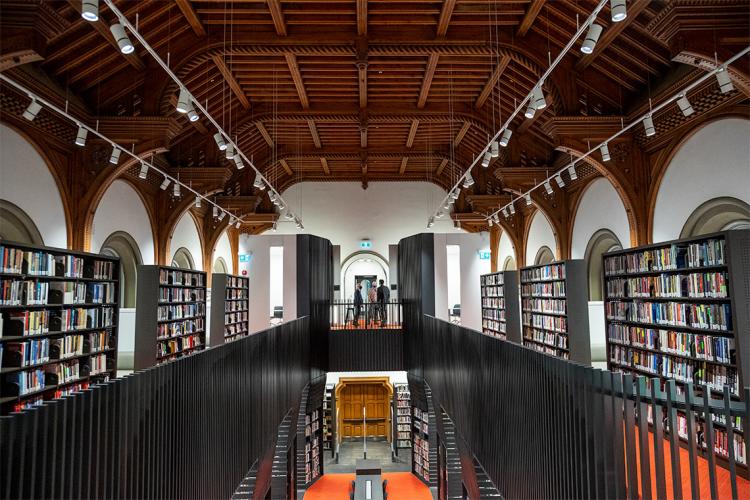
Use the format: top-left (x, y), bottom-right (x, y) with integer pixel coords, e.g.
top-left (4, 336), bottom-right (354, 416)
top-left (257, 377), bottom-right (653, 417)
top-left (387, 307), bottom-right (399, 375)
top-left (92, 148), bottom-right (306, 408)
top-left (195, 196), bottom-right (201, 208)
top-left (213, 132), bottom-right (227, 151)
top-left (451, 189), bottom-right (460, 200)
top-left (176, 87), bottom-right (190, 114)
top-left (532, 85), bottom-right (547, 110)
top-left (508, 203), bottom-right (515, 215)
top-left (22, 99), bottom-right (42, 121)
top-left (159, 177), bottom-right (170, 190)
top-left (488, 217), bottom-right (493, 227)
top-left (233, 154), bottom-right (245, 170)
top-left (228, 216), bottom-right (235, 227)
top-left (490, 141), bottom-right (499, 158)
top-left (463, 173), bottom-right (474, 188)
top-left (580, 23), bottom-right (602, 54)
top-left (482, 151), bottom-right (492, 168)
top-left (138, 162), bottom-right (149, 179)
top-left (82, 0), bottom-right (99, 21)
top-left (524, 102), bottom-right (536, 119)
top-left (454, 220), bottom-right (461, 231)
top-left (218, 211), bottom-right (226, 222)
top-left (269, 191), bottom-right (276, 203)
top-left (567, 164), bottom-right (578, 181)
top-left (225, 144), bottom-right (234, 160)
top-left (544, 181), bottom-right (553, 195)
top-left (436, 211), bottom-right (444, 219)
top-left (75, 124), bottom-right (88, 146)
top-left (610, 0), bottom-right (627, 22)
top-left (524, 193), bottom-right (532, 206)
top-left (272, 223), bottom-right (278, 232)
top-left (109, 146), bottom-right (121, 165)
top-left (499, 128), bottom-right (512, 147)
top-left (285, 212), bottom-right (295, 220)
top-left (643, 114), bottom-right (656, 137)
top-left (173, 182), bottom-right (180, 198)
top-left (278, 202), bottom-right (285, 211)
top-left (716, 67), bottom-right (734, 94)
top-left (254, 173), bottom-right (266, 190)
top-left (443, 202), bottom-right (450, 210)
top-left (676, 95), bottom-right (694, 117)
top-left (600, 143), bottom-right (611, 162)
top-left (187, 107), bottom-right (199, 122)
top-left (110, 23), bottom-right (134, 55)
top-left (212, 206), bottom-right (219, 218)
top-left (555, 173), bottom-right (565, 188)
top-left (502, 207), bottom-right (509, 218)
top-left (427, 217), bottom-right (434, 228)
top-left (492, 213), bottom-right (500, 225)
top-left (235, 220), bottom-right (241, 229)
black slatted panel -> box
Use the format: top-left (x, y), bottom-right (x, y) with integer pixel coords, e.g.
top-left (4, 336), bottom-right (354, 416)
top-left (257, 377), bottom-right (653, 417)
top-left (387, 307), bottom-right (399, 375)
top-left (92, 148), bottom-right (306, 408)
top-left (327, 330), bottom-right (404, 371)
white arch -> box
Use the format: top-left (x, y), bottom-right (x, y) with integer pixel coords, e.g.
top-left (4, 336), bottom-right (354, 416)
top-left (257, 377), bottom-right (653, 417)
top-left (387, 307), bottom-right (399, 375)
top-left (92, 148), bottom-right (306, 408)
top-left (0, 123), bottom-right (67, 248)
top-left (170, 212), bottom-right (203, 271)
top-left (571, 178), bottom-right (631, 258)
top-left (653, 117), bottom-right (750, 243)
top-left (525, 211), bottom-right (557, 266)
top-left (497, 230), bottom-right (516, 269)
top-left (212, 230), bottom-right (233, 274)
top-left (91, 180), bottom-right (155, 264)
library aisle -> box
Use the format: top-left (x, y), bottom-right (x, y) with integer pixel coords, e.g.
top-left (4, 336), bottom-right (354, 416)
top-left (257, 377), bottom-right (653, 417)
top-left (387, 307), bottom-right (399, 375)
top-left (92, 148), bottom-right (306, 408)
top-left (304, 472), bottom-right (431, 500)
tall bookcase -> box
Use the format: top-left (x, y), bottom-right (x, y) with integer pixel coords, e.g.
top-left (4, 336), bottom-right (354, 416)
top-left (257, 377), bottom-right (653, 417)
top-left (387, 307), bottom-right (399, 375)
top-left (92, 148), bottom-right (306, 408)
top-left (134, 265), bottom-right (206, 369)
top-left (322, 383), bottom-right (335, 456)
top-left (209, 273), bottom-right (249, 347)
top-left (412, 405), bottom-right (431, 482)
top-left (0, 241), bottom-right (119, 415)
top-left (304, 406), bottom-right (323, 484)
top-left (520, 260), bottom-right (591, 364)
top-left (480, 270), bottom-right (521, 343)
top-left (603, 230), bottom-right (750, 471)
top-left (394, 383), bottom-right (412, 453)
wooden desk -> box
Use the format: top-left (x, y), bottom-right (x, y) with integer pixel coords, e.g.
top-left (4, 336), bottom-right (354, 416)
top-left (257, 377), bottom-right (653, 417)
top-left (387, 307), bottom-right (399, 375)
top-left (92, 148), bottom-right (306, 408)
top-left (354, 459), bottom-right (384, 500)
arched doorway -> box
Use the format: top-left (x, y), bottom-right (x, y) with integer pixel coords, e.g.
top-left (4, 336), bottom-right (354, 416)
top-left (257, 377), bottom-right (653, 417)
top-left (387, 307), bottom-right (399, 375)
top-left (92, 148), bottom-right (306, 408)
top-left (503, 256), bottom-right (516, 270)
top-left (340, 251), bottom-right (389, 301)
top-left (213, 256), bottom-right (228, 273)
top-left (101, 231), bottom-right (143, 308)
top-left (172, 247), bottom-right (195, 270)
top-left (534, 246), bottom-right (555, 265)
top-left (335, 377), bottom-right (393, 443)
top-left (680, 196), bottom-right (750, 237)
top-left (583, 229), bottom-right (623, 301)
top-left (0, 200), bottom-right (44, 245)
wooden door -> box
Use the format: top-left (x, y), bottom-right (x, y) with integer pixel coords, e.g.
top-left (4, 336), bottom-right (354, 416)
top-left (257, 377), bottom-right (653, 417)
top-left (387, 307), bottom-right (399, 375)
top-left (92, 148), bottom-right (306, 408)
top-left (339, 382), bottom-right (390, 439)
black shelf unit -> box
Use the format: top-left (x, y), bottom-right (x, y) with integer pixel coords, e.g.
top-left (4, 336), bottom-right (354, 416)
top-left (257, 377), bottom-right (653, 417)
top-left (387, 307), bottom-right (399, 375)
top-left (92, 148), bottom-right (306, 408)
top-left (134, 265), bottom-right (206, 369)
top-left (0, 240), bottom-right (119, 415)
top-left (304, 406), bottom-right (323, 484)
top-left (603, 229), bottom-right (750, 471)
top-left (520, 260), bottom-right (591, 363)
top-left (393, 383), bottom-right (412, 453)
top-left (322, 383), bottom-right (335, 455)
top-left (412, 405), bottom-right (431, 483)
top-left (480, 270), bottom-right (521, 343)
top-left (209, 273), bottom-right (249, 347)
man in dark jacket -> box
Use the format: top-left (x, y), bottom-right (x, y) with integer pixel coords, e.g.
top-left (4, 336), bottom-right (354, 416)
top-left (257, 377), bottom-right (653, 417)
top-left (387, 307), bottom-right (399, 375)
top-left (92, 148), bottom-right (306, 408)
top-left (353, 283), bottom-right (363, 326)
top-left (377, 279), bottom-right (390, 326)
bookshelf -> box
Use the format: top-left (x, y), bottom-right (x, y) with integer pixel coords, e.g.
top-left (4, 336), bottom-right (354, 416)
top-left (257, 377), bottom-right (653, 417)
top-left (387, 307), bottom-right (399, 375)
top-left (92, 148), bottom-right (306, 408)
top-left (603, 230), bottom-right (750, 471)
top-left (322, 383), bottom-right (335, 455)
top-left (412, 405), bottom-right (430, 482)
top-left (209, 273), bottom-right (249, 347)
top-left (134, 265), bottom-right (206, 369)
top-left (0, 241), bottom-right (119, 415)
top-left (304, 406), bottom-right (323, 484)
top-left (520, 260), bottom-right (591, 363)
top-left (394, 383), bottom-right (412, 451)
top-left (480, 270), bottom-right (521, 343)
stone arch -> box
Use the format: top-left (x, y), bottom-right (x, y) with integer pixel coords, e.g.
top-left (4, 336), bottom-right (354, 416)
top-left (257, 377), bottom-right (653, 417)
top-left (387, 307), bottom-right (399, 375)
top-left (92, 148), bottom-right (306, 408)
top-left (172, 247), bottom-right (196, 270)
top-left (680, 197), bottom-right (750, 237)
top-left (503, 256), bottom-right (516, 271)
top-left (213, 256), bottom-right (229, 273)
top-left (100, 231), bottom-right (143, 308)
top-left (583, 229), bottom-right (623, 301)
top-left (0, 199), bottom-right (44, 245)
top-left (534, 246), bottom-right (555, 265)
top-left (167, 210), bottom-right (205, 271)
top-left (523, 206), bottom-right (560, 266)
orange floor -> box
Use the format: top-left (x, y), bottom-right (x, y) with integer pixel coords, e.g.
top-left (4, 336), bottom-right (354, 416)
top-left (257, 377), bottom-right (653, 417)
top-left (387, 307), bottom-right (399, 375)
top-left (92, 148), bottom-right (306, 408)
top-left (304, 472), bottom-right (431, 500)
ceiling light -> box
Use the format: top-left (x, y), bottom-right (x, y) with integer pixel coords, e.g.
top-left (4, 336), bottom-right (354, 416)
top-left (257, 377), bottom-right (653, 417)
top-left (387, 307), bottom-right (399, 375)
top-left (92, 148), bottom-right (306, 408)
top-left (580, 23), bottom-right (602, 54)
top-left (109, 146), bottom-right (121, 165)
top-left (532, 85), bottom-right (546, 110)
top-left (499, 129), bottom-right (512, 147)
top-left (218, 211), bottom-right (226, 221)
top-left (81, 0), bottom-right (99, 21)
top-left (454, 220), bottom-right (461, 231)
top-left (610, 0), bottom-right (627, 22)
top-left (436, 211), bottom-right (444, 219)
top-left (187, 107), bottom-right (199, 122)
top-left (544, 181), bottom-right (553, 195)
top-left (524, 102), bottom-right (536, 119)
top-left (285, 212), bottom-right (294, 220)
top-left (482, 151), bottom-right (492, 168)
top-left (492, 213), bottom-right (500, 224)
top-left (228, 216), bottom-right (235, 226)
top-left (272, 223), bottom-right (278, 232)
top-left (22, 99), bottom-right (42, 121)
top-left (443, 202), bottom-right (450, 210)
top-left (600, 143), bottom-right (611, 161)
top-left (254, 173), bottom-right (266, 190)
top-left (75, 124), bottom-right (87, 146)
top-left (173, 182), bottom-right (180, 197)
top-left (555, 173), bottom-right (565, 188)
top-left (676, 95), bottom-right (694, 117)
top-left (716, 67), bottom-right (734, 93)
top-left (463, 173), bottom-right (474, 188)
top-left (269, 191), bottom-right (276, 202)
top-left (567, 164), bottom-right (578, 180)
top-left (225, 144), bottom-right (234, 160)
top-left (235, 220), bottom-right (241, 229)
top-left (110, 23), bottom-right (134, 55)
top-left (450, 189), bottom-right (459, 200)
top-left (213, 132), bottom-right (227, 151)
top-left (233, 154), bottom-right (244, 169)
top-left (643, 114), bottom-right (656, 137)
top-left (138, 162), bottom-right (148, 179)
top-left (175, 87), bottom-right (190, 114)
top-left (488, 217), bottom-right (493, 227)
top-left (524, 193), bottom-right (532, 206)
top-left (278, 202), bottom-right (285, 210)
top-left (508, 203), bottom-right (515, 215)
top-left (160, 177), bottom-right (170, 190)
top-left (195, 196), bottom-right (201, 208)
top-left (502, 207), bottom-right (509, 218)
top-left (490, 141), bottom-right (499, 158)
top-left (427, 217), bottom-right (434, 228)
top-left (212, 206), bottom-right (218, 218)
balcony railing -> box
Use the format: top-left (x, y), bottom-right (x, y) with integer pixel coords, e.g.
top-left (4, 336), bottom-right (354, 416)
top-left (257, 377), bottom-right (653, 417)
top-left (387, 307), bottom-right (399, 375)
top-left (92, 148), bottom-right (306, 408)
top-left (330, 300), bottom-right (402, 330)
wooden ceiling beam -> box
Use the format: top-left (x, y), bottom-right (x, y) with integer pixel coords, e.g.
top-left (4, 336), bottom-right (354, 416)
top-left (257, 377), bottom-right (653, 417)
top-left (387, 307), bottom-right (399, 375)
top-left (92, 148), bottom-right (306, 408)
top-left (211, 55), bottom-right (250, 110)
top-left (285, 53), bottom-right (309, 109)
top-left (475, 55), bottom-right (512, 109)
top-left (436, 0), bottom-right (457, 37)
top-left (406, 119), bottom-right (420, 148)
top-left (435, 158), bottom-right (449, 176)
top-left (417, 53), bottom-right (440, 108)
top-left (321, 157), bottom-right (330, 175)
top-left (517, 0), bottom-right (546, 37)
top-left (399, 157), bottom-right (409, 175)
top-left (357, 61), bottom-right (368, 109)
top-left (266, 0), bottom-right (287, 36)
top-left (279, 159), bottom-right (293, 175)
top-left (255, 122), bottom-right (274, 147)
top-left (308, 120), bottom-right (322, 148)
top-left (453, 122), bottom-right (471, 147)
top-left (175, 0), bottom-right (206, 37)
top-left (357, 0), bottom-right (368, 36)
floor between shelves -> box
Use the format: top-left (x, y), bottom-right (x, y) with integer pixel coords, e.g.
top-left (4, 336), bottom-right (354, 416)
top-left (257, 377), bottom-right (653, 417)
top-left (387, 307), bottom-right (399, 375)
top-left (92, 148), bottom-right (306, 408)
top-left (304, 472), bottom-right (430, 500)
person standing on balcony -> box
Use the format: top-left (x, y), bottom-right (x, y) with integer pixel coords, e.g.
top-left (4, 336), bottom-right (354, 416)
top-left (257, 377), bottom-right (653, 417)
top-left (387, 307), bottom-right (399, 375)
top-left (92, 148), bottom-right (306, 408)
top-left (377, 279), bottom-right (390, 326)
top-left (368, 281), bottom-right (378, 327)
top-left (353, 283), bottom-right (363, 326)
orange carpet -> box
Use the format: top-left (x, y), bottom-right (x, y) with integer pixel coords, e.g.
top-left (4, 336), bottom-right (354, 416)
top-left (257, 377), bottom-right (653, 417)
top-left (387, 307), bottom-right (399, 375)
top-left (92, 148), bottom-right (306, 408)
top-left (304, 472), bottom-right (431, 500)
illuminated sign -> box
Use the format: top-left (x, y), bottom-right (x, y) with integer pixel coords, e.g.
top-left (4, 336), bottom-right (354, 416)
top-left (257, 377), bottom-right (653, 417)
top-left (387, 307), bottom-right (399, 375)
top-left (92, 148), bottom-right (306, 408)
top-left (360, 240), bottom-right (372, 249)
top-left (477, 251), bottom-right (491, 260)
top-left (239, 254), bottom-right (252, 263)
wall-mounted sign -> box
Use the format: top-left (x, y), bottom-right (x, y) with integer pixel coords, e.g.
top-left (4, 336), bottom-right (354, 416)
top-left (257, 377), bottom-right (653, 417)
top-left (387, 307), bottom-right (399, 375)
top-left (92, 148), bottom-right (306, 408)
top-left (477, 251), bottom-right (491, 260)
top-left (360, 240), bottom-right (372, 249)
top-left (239, 254), bottom-right (252, 263)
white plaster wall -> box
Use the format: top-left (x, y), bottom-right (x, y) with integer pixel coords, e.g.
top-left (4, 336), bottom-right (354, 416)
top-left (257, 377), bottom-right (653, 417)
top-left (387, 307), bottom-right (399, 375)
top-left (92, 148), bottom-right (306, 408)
top-left (525, 210), bottom-right (557, 266)
top-left (653, 118), bottom-right (750, 243)
top-left (589, 302), bottom-right (606, 364)
top-left (571, 178), bottom-right (632, 258)
top-left (169, 212), bottom-right (203, 270)
top-left (446, 245), bottom-right (461, 312)
top-left (0, 123), bottom-right (67, 248)
top-left (90, 180), bottom-right (155, 264)
top-left (270, 246), bottom-right (284, 317)
top-left (212, 230), bottom-right (233, 272)
top-left (498, 230), bottom-right (516, 269)
top-left (326, 371), bottom-right (408, 385)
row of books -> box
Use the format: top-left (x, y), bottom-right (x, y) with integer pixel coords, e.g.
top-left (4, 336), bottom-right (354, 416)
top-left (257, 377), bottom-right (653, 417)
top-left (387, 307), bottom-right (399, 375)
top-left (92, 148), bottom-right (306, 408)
top-left (1, 280), bottom-right (115, 306)
top-left (225, 300), bottom-right (248, 313)
top-left (522, 298), bottom-right (567, 315)
top-left (686, 239), bottom-right (726, 268)
top-left (224, 323), bottom-right (248, 338)
top-left (3, 338), bottom-right (50, 367)
top-left (482, 285), bottom-right (504, 297)
top-left (0, 280), bottom-right (48, 305)
top-left (413, 435), bottom-right (430, 481)
top-left (157, 319), bottom-right (204, 340)
top-left (606, 301), bottom-right (732, 331)
top-left (607, 324), bottom-right (734, 364)
top-left (605, 272), bottom-right (728, 299)
top-left (159, 269), bottom-right (204, 287)
top-left (58, 307), bottom-right (115, 331)
top-left (157, 335), bottom-right (202, 358)
top-left (481, 273), bottom-right (503, 286)
top-left (524, 328), bottom-right (568, 350)
top-left (90, 353), bottom-right (109, 375)
top-left (157, 303), bottom-right (205, 321)
top-left (226, 289), bottom-right (247, 300)
top-left (225, 311), bottom-right (248, 325)
top-left (521, 281), bottom-right (565, 298)
top-left (521, 264), bottom-right (565, 282)
top-left (525, 340), bottom-right (569, 359)
top-left (88, 283), bottom-right (116, 303)
top-left (92, 261), bottom-right (115, 280)
top-left (9, 359), bottom-right (86, 395)
top-left (604, 239), bottom-right (726, 276)
top-left (227, 276), bottom-right (248, 288)
top-left (482, 308), bottom-right (505, 321)
top-left (159, 287), bottom-right (204, 303)
top-left (482, 297), bottom-right (505, 309)
top-left (482, 319), bottom-right (505, 334)
top-left (0, 310), bottom-right (49, 336)
top-left (523, 313), bottom-right (567, 333)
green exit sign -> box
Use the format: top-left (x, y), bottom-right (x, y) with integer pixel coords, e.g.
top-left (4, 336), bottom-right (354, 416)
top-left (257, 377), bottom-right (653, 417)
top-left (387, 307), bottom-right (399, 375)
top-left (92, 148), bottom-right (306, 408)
top-left (478, 251), bottom-right (491, 260)
top-left (239, 254), bottom-right (252, 263)
top-left (360, 240), bottom-right (372, 249)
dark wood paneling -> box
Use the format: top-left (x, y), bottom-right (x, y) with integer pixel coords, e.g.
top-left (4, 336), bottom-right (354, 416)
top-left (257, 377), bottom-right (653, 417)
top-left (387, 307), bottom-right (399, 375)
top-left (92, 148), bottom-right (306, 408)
top-left (328, 330), bottom-right (404, 372)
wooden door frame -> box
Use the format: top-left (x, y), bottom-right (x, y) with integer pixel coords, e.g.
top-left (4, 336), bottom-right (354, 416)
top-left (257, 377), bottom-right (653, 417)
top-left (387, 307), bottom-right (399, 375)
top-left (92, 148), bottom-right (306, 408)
top-left (335, 377), bottom-right (394, 445)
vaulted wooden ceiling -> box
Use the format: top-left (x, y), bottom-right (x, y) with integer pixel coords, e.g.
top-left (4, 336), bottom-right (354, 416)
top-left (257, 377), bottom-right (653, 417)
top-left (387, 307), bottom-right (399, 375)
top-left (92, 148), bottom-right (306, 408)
top-left (1, 0), bottom-right (749, 211)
